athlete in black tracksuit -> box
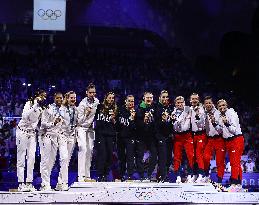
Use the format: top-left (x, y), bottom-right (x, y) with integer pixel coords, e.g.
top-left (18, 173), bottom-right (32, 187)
top-left (136, 92), bottom-right (156, 180)
top-left (94, 93), bottom-right (117, 181)
top-left (117, 96), bottom-right (136, 181)
top-left (154, 91), bottom-right (174, 181)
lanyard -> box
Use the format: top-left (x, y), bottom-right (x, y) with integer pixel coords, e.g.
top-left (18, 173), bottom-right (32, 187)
top-left (54, 104), bottom-right (61, 116)
top-left (67, 106), bottom-right (75, 126)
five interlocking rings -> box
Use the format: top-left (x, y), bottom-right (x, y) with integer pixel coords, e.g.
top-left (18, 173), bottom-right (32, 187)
top-left (37, 9), bottom-right (62, 20)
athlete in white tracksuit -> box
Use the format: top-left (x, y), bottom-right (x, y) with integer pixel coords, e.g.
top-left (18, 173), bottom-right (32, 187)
top-left (57, 91), bottom-right (78, 190)
top-left (77, 84), bottom-right (99, 182)
top-left (40, 93), bottom-right (63, 191)
top-left (16, 90), bottom-right (47, 192)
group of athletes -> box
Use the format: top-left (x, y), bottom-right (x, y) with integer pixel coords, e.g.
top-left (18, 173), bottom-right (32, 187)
top-left (16, 83), bottom-right (244, 192)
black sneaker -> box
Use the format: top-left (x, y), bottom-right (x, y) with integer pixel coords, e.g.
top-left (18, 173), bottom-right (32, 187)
top-left (141, 177), bottom-right (151, 182)
top-left (126, 176), bottom-right (134, 182)
top-left (97, 176), bottom-right (106, 182)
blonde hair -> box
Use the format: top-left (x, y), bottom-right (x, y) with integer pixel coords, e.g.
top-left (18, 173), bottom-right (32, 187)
top-left (217, 99), bottom-right (228, 107)
top-left (174, 96), bottom-right (185, 103)
top-left (63, 91), bottom-right (76, 106)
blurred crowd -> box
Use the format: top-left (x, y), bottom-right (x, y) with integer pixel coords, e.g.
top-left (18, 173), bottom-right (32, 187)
top-left (0, 45), bottom-right (259, 178)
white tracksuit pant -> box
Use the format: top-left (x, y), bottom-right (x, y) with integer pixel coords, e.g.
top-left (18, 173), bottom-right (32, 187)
top-left (77, 127), bottom-right (95, 180)
top-left (40, 134), bottom-right (58, 187)
top-left (58, 132), bottom-right (76, 184)
top-left (16, 128), bottom-right (36, 183)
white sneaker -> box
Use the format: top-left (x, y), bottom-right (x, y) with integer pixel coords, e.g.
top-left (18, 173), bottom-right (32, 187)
top-left (26, 183), bottom-right (36, 192)
top-left (55, 183), bottom-right (63, 191)
top-left (60, 183), bottom-right (69, 191)
top-left (203, 176), bottom-right (210, 183)
top-left (195, 174), bottom-right (204, 183)
top-left (185, 175), bottom-right (194, 183)
top-left (40, 185), bottom-right (52, 191)
top-left (18, 183), bottom-right (30, 192)
top-left (176, 176), bottom-right (182, 183)
top-left (84, 177), bottom-right (96, 182)
top-left (226, 184), bottom-right (243, 192)
top-left (78, 177), bottom-right (85, 182)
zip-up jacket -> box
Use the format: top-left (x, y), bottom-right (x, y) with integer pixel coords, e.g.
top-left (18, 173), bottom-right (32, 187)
top-left (172, 106), bottom-right (191, 133)
top-left (205, 107), bottom-right (222, 137)
top-left (40, 103), bottom-right (62, 136)
top-left (77, 97), bottom-right (99, 129)
top-left (190, 104), bottom-right (206, 132)
top-left (59, 105), bottom-right (78, 134)
top-left (136, 102), bottom-right (156, 140)
top-left (94, 104), bottom-right (117, 136)
top-left (117, 106), bottom-right (136, 139)
top-left (214, 108), bottom-right (242, 139)
top-left (18, 100), bottom-right (43, 136)
top-left (154, 103), bottom-right (173, 139)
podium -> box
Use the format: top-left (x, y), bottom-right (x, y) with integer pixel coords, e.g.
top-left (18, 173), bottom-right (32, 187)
top-left (0, 182), bottom-right (259, 204)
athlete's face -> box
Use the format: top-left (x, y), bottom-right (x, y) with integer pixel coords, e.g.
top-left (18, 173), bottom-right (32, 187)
top-left (106, 94), bottom-right (115, 105)
top-left (217, 101), bottom-right (227, 114)
top-left (54, 94), bottom-right (63, 107)
top-left (190, 94), bottom-right (199, 107)
top-left (175, 99), bottom-right (185, 110)
top-left (87, 88), bottom-right (96, 99)
top-left (144, 93), bottom-right (153, 105)
top-left (38, 92), bottom-right (47, 101)
top-left (204, 99), bottom-right (213, 112)
top-left (160, 93), bottom-right (169, 105)
top-left (68, 94), bottom-right (76, 106)
top-left (126, 96), bottom-right (134, 109)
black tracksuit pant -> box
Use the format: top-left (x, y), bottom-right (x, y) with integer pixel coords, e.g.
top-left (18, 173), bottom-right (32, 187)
top-left (96, 133), bottom-right (115, 177)
top-left (135, 139), bottom-right (145, 178)
top-left (165, 136), bottom-right (173, 173)
top-left (147, 137), bottom-right (167, 179)
top-left (117, 138), bottom-right (135, 177)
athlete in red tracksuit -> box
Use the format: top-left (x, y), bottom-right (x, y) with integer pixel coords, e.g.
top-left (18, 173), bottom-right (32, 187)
top-left (215, 99), bottom-right (244, 191)
top-left (203, 96), bottom-right (225, 183)
top-left (190, 93), bottom-right (207, 182)
top-left (172, 96), bottom-right (194, 183)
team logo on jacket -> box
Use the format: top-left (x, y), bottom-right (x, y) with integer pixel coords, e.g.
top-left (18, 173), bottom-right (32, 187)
top-left (119, 117), bottom-right (130, 126)
top-left (96, 113), bottom-right (112, 122)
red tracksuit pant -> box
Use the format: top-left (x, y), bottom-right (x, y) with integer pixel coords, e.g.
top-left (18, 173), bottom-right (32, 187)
top-left (204, 136), bottom-right (226, 179)
top-left (173, 132), bottom-right (194, 174)
top-left (193, 132), bottom-right (207, 173)
top-left (225, 135), bottom-right (244, 183)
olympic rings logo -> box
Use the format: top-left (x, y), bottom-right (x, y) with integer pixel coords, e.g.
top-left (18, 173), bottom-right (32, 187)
top-left (135, 191), bottom-right (153, 200)
top-left (37, 9), bottom-right (62, 20)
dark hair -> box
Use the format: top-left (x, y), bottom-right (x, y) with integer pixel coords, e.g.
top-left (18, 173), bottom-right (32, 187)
top-left (204, 96), bottom-right (213, 102)
top-left (54, 92), bottom-right (63, 98)
top-left (160, 90), bottom-right (168, 95)
top-left (86, 83), bottom-right (95, 91)
top-left (29, 89), bottom-right (46, 104)
top-left (102, 92), bottom-right (118, 116)
top-left (126, 94), bottom-right (134, 99)
top-left (190, 92), bottom-right (199, 97)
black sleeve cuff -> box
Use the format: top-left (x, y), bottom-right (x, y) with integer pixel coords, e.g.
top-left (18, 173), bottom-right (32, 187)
top-left (195, 115), bottom-right (200, 120)
top-left (212, 122), bottom-right (218, 127)
top-left (224, 122), bottom-right (230, 127)
top-left (171, 118), bottom-right (176, 123)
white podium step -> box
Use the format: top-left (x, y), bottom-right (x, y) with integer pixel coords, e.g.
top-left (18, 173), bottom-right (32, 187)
top-left (0, 182), bottom-right (259, 204)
